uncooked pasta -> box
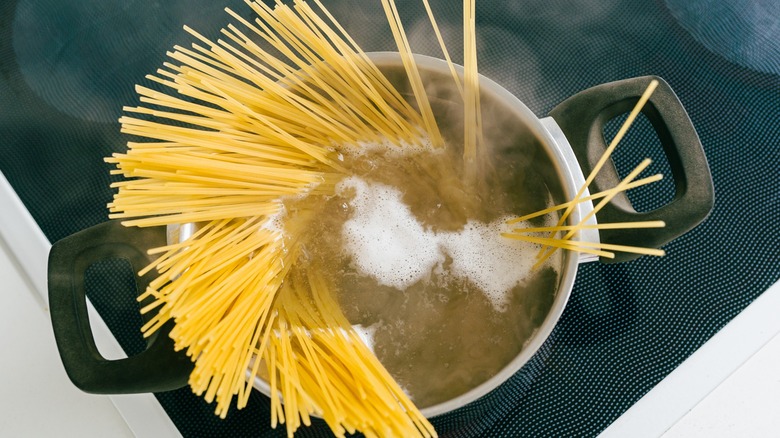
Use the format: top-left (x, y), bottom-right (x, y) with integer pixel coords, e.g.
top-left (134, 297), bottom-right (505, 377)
top-left (106, 0), bottom-right (487, 436)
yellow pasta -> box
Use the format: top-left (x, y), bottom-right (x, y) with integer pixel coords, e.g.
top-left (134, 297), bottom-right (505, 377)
top-left (533, 158), bottom-right (654, 268)
top-left (512, 220), bottom-right (666, 234)
top-left (505, 174), bottom-right (664, 223)
top-left (532, 80), bottom-right (660, 258)
top-left (105, 1), bottom-right (487, 436)
top-left (503, 80), bottom-right (668, 265)
top-left (260, 269), bottom-right (436, 438)
top-left (462, 0), bottom-right (481, 183)
top-left (421, 0), bottom-right (464, 97)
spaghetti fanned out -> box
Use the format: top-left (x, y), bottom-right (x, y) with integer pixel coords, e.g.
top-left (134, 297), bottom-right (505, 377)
top-left (109, 0), bottom-right (431, 229)
top-left (105, 0), bottom-right (488, 436)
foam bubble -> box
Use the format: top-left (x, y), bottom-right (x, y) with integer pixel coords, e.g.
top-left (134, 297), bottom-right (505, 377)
top-left (440, 219), bottom-right (536, 311)
top-left (260, 203), bottom-right (287, 235)
top-left (353, 323), bottom-right (377, 353)
top-left (337, 177), bottom-right (543, 310)
top-left (337, 177), bottom-right (444, 290)
top-left (340, 135), bottom-right (437, 159)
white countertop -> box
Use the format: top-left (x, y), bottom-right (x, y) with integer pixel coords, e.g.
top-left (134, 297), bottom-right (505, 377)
top-left (0, 173), bottom-right (180, 437)
top-left (603, 280), bottom-right (780, 437)
top-left (664, 330), bottom-right (780, 436)
top-left (0, 222), bottom-right (134, 436)
top-left (1, 171), bottom-right (778, 437)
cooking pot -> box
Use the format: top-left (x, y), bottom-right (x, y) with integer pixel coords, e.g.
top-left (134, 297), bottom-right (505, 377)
top-left (48, 53), bottom-right (714, 419)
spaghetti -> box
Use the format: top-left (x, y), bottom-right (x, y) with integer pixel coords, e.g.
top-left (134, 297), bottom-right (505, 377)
top-left (379, 0), bottom-right (443, 148)
top-left (504, 80), bottom-right (668, 264)
top-left (106, 0), bottom-right (493, 436)
top-left (462, 0), bottom-right (481, 183)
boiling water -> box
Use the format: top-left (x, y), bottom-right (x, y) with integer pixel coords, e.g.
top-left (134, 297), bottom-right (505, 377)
top-left (269, 60), bottom-right (568, 408)
top-left (283, 126), bottom-right (564, 408)
top-left (338, 176), bottom-right (539, 311)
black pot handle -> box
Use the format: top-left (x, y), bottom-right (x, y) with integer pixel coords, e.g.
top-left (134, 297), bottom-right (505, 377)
top-left (549, 76), bottom-right (714, 263)
top-left (48, 220), bottom-right (193, 394)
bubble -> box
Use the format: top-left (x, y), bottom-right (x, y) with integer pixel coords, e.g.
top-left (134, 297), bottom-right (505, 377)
top-left (440, 217), bottom-right (536, 311)
top-left (336, 176), bottom-right (545, 311)
top-left (353, 324), bottom-right (377, 353)
top-left (337, 177), bottom-right (444, 290)
top-left (340, 136), bottom-right (438, 160)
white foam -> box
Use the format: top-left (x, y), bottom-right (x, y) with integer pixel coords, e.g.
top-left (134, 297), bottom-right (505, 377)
top-left (338, 177), bottom-right (444, 290)
top-left (441, 219), bottom-right (535, 310)
top-left (260, 203), bottom-right (287, 235)
top-left (340, 135), bottom-right (437, 159)
top-left (337, 177), bottom-right (541, 311)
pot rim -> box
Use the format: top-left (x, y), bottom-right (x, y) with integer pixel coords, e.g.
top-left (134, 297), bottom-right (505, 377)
top-left (251, 52), bottom-right (585, 418)
top-left (172, 51), bottom-right (588, 419)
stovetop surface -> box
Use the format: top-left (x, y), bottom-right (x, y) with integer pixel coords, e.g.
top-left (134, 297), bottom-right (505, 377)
top-left (2, 0), bottom-right (779, 436)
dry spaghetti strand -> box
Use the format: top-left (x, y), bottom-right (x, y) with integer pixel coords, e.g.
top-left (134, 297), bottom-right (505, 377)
top-left (463, 0), bottom-right (482, 184)
top-left (379, 0), bottom-right (444, 147)
top-left (535, 79), bottom-right (659, 257)
top-left (107, 1), bottom-right (445, 436)
top-left (505, 174), bottom-right (663, 224)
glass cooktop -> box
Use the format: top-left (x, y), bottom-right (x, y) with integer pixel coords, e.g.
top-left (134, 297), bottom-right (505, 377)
top-left (2, 0), bottom-right (779, 436)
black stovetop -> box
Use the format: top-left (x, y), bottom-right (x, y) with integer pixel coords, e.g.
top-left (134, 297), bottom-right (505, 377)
top-left (2, 0), bottom-right (779, 436)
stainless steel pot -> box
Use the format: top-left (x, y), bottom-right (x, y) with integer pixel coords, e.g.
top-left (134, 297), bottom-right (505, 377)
top-left (48, 53), bottom-right (714, 417)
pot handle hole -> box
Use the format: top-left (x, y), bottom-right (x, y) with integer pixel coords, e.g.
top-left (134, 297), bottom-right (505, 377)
top-left (48, 220), bottom-right (193, 394)
top-left (548, 76), bottom-right (714, 263)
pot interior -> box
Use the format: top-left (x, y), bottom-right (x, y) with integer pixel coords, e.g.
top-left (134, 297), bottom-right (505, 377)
top-left (327, 55), bottom-right (571, 411)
